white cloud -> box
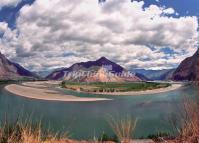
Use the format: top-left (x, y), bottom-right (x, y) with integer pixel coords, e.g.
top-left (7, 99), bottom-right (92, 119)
top-left (163, 8), bottom-right (175, 14)
top-left (0, 0), bottom-right (21, 8)
top-left (0, 0), bottom-right (198, 71)
top-left (0, 22), bottom-right (8, 33)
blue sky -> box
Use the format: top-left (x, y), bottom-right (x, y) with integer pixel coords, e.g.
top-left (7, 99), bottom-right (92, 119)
top-left (145, 0), bottom-right (199, 16)
top-left (0, 0), bottom-right (198, 71)
top-left (1, 0), bottom-right (198, 29)
top-left (0, 0), bottom-right (34, 29)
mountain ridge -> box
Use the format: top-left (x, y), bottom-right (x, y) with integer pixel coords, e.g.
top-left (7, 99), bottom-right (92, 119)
top-left (172, 48), bottom-right (199, 81)
top-left (133, 68), bottom-right (175, 81)
top-left (0, 52), bottom-right (37, 80)
top-left (46, 57), bottom-right (144, 82)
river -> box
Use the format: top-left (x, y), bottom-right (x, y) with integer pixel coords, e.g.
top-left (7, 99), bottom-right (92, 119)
top-left (0, 83), bottom-right (198, 139)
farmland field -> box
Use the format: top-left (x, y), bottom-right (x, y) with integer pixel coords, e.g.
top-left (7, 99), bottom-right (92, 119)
top-left (61, 81), bottom-right (171, 93)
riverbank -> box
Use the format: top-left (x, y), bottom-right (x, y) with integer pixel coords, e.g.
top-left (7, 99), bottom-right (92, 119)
top-left (4, 81), bottom-right (110, 102)
top-left (4, 81), bottom-right (183, 102)
top-left (62, 82), bottom-right (182, 96)
top-left (89, 83), bottom-right (182, 96)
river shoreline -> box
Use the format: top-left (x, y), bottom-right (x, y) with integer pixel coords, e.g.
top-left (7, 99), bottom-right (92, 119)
top-left (4, 81), bottom-right (110, 102)
top-left (4, 81), bottom-right (182, 102)
top-left (87, 83), bottom-right (182, 96)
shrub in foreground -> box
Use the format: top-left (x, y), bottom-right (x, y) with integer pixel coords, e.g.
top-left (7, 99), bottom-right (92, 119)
top-left (107, 115), bottom-right (137, 143)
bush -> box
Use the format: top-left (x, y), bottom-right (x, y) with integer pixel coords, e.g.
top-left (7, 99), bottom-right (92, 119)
top-left (107, 115), bottom-right (137, 142)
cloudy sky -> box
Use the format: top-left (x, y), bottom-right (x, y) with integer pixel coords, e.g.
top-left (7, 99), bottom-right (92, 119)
top-left (0, 0), bottom-right (198, 71)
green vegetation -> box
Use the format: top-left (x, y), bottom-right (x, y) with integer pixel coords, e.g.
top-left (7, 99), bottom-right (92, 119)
top-left (0, 80), bottom-right (19, 84)
top-left (98, 133), bottom-right (118, 142)
top-left (0, 78), bottom-right (47, 84)
top-left (61, 81), bottom-right (171, 93)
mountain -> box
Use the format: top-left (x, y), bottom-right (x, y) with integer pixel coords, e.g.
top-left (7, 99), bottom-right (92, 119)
top-left (133, 68), bottom-right (175, 81)
top-left (134, 72), bottom-right (150, 81)
top-left (172, 49), bottom-right (199, 81)
top-left (46, 57), bottom-right (143, 82)
top-left (0, 52), bottom-right (37, 80)
top-left (33, 70), bottom-right (56, 78)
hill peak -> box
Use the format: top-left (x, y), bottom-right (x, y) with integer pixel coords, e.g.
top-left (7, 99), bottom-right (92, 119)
top-left (194, 48), bottom-right (199, 56)
top-left (46, 56), bottom-right (134, 80)
top-left (97, 56), bottom-right (110, 61)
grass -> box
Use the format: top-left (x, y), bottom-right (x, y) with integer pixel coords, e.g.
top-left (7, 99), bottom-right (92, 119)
top-left (0, 115), bottom-right (139, 143)
top-left (107, 115), bottom-right (137, 142)
top-left (0, 119), bottom-right (70, 143)
top-left (168, 96), bottom-right (199, 143)
top-left (61, 81), bottom-right (170, 93)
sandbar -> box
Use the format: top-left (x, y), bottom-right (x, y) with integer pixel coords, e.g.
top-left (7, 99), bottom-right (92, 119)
top-left (5, 83), bottom-right (110, 102)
